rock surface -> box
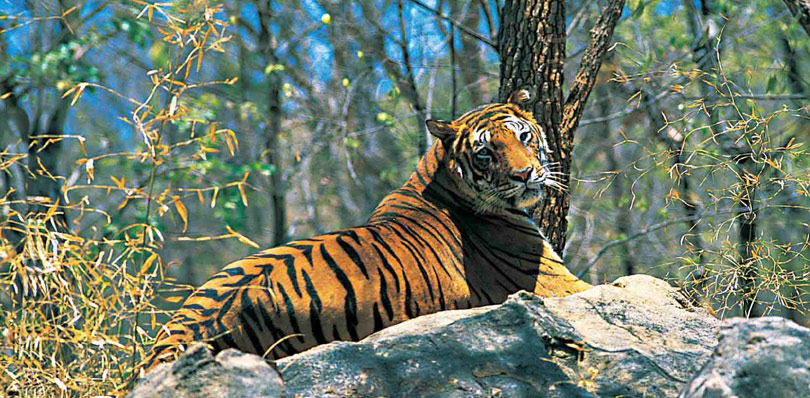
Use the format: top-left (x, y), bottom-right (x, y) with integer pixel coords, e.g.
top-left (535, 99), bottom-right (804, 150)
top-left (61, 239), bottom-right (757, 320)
top-left (680, 316), bottom-right (810, 398)
top-left (128, 343), bottom-right (286, 398)
top-left (277, 275), bottom-right (719, 398)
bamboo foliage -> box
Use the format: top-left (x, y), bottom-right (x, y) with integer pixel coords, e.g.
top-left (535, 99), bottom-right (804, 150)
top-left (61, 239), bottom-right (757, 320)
top-left (0, 2), bottom-right (248, 395)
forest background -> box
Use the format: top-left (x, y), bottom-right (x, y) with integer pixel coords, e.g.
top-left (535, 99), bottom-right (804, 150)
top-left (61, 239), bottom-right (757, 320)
top-left (3, 0), bottom-right (810, 395)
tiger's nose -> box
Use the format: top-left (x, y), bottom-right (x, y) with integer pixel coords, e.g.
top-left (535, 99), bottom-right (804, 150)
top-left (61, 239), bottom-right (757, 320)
top-left (511, 167), bottom-right (533, 183)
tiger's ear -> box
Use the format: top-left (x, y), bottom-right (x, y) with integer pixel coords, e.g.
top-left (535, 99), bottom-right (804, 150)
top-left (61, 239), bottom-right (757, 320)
top-left (507, 89), bottom-right (531, 105)
top-left (426, 119), bottom-right (457, 142)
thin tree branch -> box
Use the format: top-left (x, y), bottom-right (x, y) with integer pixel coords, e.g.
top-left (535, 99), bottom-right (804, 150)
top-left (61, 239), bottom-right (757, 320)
top-left (396, 0), bottom-right (428, 155)
top-left (579, 87), bottom-right (671, 126)
top-left (450, 22), bottom-right (457, 118)
top-left (478, 0), bottom-right (496, 41)
top-left (686, 93), bottom-right (810, 101)
top-left (782, 0), bottom-right (810, 38)
top-left (576, 212), bottom-right (709, 278)
top-left (405, 0), bottom-right (497, 49)
top-left (562, 0), bottom-right (625, 134)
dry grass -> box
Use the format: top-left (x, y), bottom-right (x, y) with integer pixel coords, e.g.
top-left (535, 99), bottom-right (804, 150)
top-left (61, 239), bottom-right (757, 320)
top-left (0, 2), bottom-right (241, 396)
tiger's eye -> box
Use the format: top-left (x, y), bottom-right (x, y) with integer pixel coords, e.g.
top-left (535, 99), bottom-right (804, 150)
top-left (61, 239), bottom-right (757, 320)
top-left (520, 131), bottom-right (532, 143)
top-left (474, 148), bottom-right (492, 167)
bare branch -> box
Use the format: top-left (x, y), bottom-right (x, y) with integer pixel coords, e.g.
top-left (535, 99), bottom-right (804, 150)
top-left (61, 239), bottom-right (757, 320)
top-left (576, 212), bottom-right (708, 278)
top-left (397, 0), bottom-right (429, 155)
top-left (782, 0), bottom-right (810, 38)
top-left (562, 0), bottom-right (625, 134)
top-left (405, 0), bottom-right (497, 49)
top-left (478, 0), bottom-right (497, 40)
top-left (686, 93), bottom-right (810, 101)
top-left (579, 88), bottom-right (671, 127)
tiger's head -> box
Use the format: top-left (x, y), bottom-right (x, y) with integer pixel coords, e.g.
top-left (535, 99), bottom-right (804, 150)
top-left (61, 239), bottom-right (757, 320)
top-left (426, 90), bottom-right (562, 214)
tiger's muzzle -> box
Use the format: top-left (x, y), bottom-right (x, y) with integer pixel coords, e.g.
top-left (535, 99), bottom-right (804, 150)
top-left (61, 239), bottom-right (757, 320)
top-left (499, 166), bottom-right (547, 210)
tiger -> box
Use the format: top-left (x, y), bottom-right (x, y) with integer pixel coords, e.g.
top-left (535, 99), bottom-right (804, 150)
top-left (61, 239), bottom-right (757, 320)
top-left (143, 90), bottom-right (591, 372)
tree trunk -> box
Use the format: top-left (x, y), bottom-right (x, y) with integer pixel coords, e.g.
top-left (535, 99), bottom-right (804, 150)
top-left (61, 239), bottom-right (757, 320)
top-left (1, 1), bottom-right (75, 234)
top-left (738, 185), bottom-right (758, 316)
top-left (258, 0), bottom-right (287, 246)
top-left (0, 78), bottom-right (30, 249)
top-left (26, 103), bottom-right (69, 226)
top-left (498, 0), bottom-right (625, 252)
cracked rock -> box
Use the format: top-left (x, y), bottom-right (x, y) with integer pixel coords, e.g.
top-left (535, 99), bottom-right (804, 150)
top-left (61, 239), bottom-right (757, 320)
top-left (277, 275), bottom-right (719, 398)
top-left (679, 317), bottom-right (810, 398)
top-left (128, 344), bottom-right (286, 398)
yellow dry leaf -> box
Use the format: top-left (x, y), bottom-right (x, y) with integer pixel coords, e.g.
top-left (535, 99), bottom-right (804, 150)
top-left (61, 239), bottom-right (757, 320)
top-left (85, 158), bottom-right (95, 182)
top-left (225, 134), bottom-right (235, 156)
top-left (117, 196), bottom-right (130, 211)
top-left (196, 42), bottom-right (205, 72)
top-left (211, 187), bottom-right (219, 208)
top-left (238, 184), bottom-right (248, 207)
top-left (139, 253), bottom-right (159, 275)
top-left (226, 225), bottom-right (259, 248)
top-left (164, 296), bottom-right (184, 303)
top-left (70, 83), bottom-right (86, 106)
top-left (227, 129), bottom-right (239, 151)
top-left (111, 175), bottom-right (126, 189)
top-left (53, 377), bottom-right (67, 392)
top-left (174, 199), bottom-right (188, 233)
top-left (626, 90), bottom-right (641, 105)
top-left (168, 95), bottom-right (178, 116)
top-left (44, 198), bottom-right (60, 222)
top-left (208, 122), bottom-right (217, 142)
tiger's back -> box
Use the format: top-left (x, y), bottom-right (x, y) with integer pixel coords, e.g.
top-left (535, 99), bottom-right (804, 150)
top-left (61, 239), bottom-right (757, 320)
top-left (146, 93), bottom-right (591, 369)
top-left (149, 182), bottom-right (471, 362)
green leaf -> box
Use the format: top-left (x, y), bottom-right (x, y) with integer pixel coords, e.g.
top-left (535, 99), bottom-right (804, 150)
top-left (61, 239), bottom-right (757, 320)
top-left (766, 75), bottom-right (777, 94)
top-left (264, 64), bottom-right (285, 75)
top-left (633, 0), bottom-right (646, 19)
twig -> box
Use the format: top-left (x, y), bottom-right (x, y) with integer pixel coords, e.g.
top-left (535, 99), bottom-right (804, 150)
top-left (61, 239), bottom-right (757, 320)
top-left (579, 88), bottom-right (671, 127)
top-left (405, 0), bottom-right (497, 49)
top-left (576, 213), bottom-right (707, 278)
top-left (685, 93), bottom-right (810, 101)
top-left (782, 0), bottom-right (810, 38)
top-left (450, 22), bottom-right (457, 118)
top-left (562, 0), bottom-right (626, 134)
top-left (575, 205), bottom-right (772, 278)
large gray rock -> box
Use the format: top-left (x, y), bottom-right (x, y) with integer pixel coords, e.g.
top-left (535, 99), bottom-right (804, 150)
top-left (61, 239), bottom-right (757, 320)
top-left (679, 317), bottom-right (810, 398)
top-left (277, 275), bottom-right (719, 398)
top-left (128, 344), bottom-right (286, 398)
